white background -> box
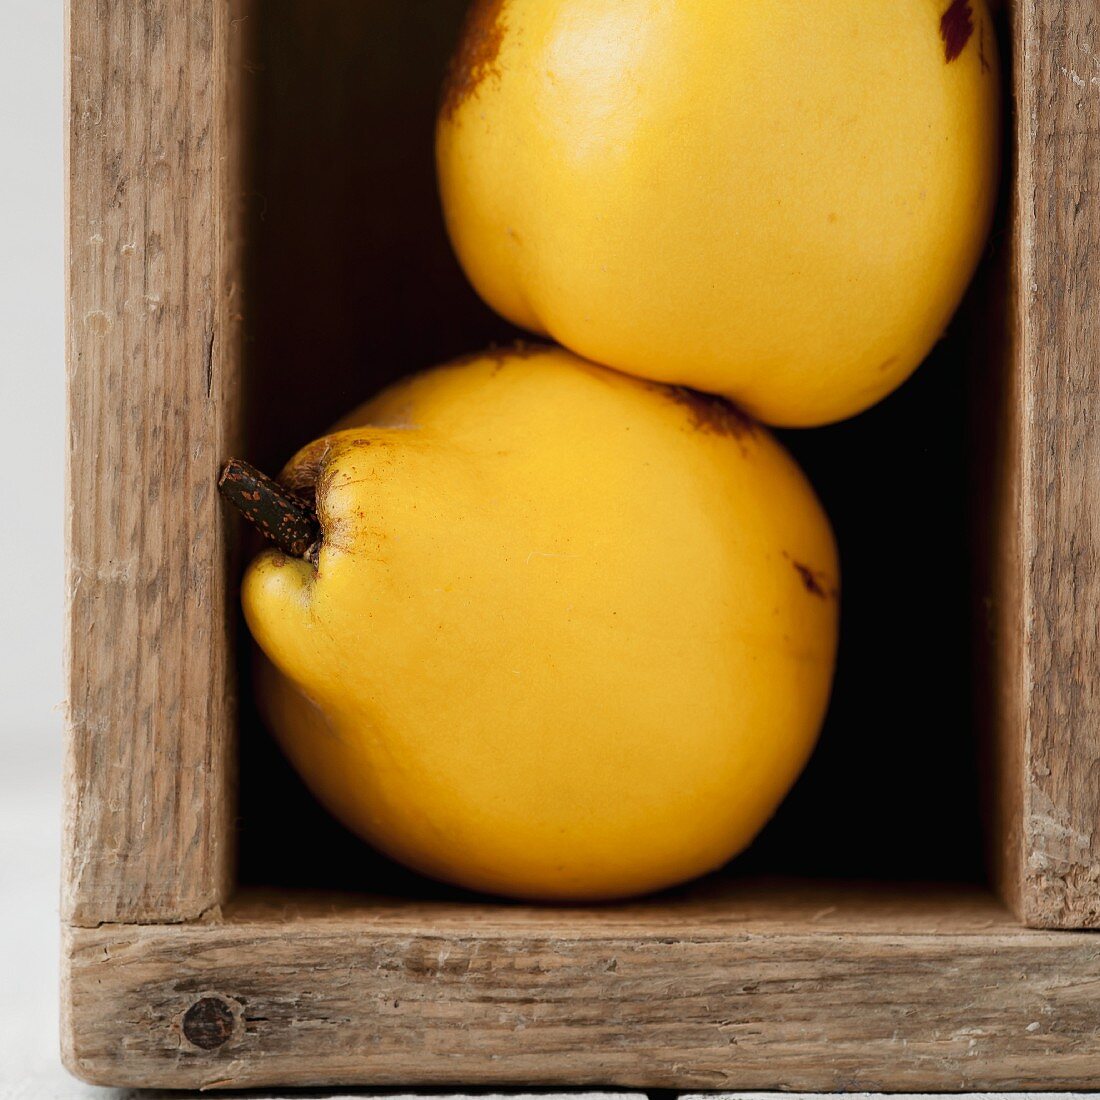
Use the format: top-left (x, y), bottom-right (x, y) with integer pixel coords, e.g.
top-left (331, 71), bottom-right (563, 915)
top-left (1, 7), bottom-right (64, 742)
top-left (1, 1), bottom-right (70, 1095)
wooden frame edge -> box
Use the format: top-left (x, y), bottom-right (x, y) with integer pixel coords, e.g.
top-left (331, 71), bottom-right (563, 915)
top-left (63, 0), bottom-right (246, 926)
top-left (995, 0), bottom-right (1100, 929)
top-left (61, 896), bottom-right (1100, 1092)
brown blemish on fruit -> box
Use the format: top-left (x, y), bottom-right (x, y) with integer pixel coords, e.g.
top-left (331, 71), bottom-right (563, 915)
top-left (664, 386), bottom-right (757, 441)
top-left (314, 464), bottom-right (341, 517)
top-left (783, 552), bottom-right (838, 600)
top-left (280, 437), bottom-right (333, 499)
top-left (440, 0), bottom-right (509, 121)
top-left (793, 561), bottom-right (827, 597)
top-left (978, 20), bottom-right (991, 73)
top-left (940, 0), bottom-right (974, 63)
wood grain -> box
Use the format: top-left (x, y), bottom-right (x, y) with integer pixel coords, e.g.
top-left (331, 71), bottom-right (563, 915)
top-left (62, 884), bottom-right (1100, 1091)
top-left (64, 0), bottom-right (250, 925)
top-left (992, 0), bottom-right (1100, 927)
top-left (58, 0), bottom-right (1100, 1086)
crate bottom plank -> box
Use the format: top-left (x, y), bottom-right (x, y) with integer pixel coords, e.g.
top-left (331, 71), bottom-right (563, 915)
top-left (62, 880), bottom-right (1100, 1092)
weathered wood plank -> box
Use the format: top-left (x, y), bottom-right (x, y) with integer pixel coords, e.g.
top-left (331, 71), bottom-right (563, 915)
top-left (63, 0), bottom-right (248, 924)
top-left (62, 884), bottom-right (1100, 1091)
top-left (215, 878), bottom-right (1035, 935)
top-left (992, 0), bottom-right (1100, 926)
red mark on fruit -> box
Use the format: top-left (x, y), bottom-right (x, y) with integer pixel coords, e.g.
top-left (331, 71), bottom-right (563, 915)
top-left (940, 0), bottom-right (974, 63)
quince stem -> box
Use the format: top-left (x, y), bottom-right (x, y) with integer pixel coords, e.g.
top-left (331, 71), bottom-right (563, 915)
top-left (218, 458), bottom-right (320, 559)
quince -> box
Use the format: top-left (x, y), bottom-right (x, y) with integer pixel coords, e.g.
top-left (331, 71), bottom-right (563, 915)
top-left (231, 347), bottom-right (838, 899)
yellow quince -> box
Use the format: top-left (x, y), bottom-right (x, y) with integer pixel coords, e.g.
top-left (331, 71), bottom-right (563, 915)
top-left (233, 347), bottom-right (838, 900)
top-left (437, 0), bottom-right (1000, 426)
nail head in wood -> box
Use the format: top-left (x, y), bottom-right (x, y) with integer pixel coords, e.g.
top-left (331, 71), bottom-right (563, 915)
top-left (181, 996), bottom-right (238, 1050)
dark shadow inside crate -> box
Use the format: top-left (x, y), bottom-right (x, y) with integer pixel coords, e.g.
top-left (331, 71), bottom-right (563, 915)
top-left (235, 0), bottom-right (1005, 896)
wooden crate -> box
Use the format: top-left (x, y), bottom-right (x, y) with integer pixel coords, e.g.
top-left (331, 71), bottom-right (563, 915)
top-left (62, 0), bottom-right (1100, 1090)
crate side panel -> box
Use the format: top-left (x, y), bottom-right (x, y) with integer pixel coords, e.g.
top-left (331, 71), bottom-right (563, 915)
top-left (63, 0), bottom-right (249, 924)
top-left (982, 2), bottom-right (1028, 928)
top-left (1007, 0), bottom-right (1100, 926)
top-left (62, 905), bottom-right (1100, 1091)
